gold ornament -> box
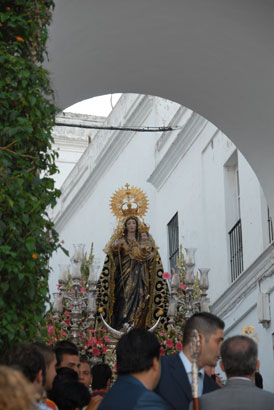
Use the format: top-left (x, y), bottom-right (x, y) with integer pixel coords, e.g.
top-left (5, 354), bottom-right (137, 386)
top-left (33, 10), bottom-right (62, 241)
top-left (241, 325), bottom-right (255, 335)
top-left (139, 222), bottom-right (150, 233)
top-left (109, 183), bottom-right (149, 220)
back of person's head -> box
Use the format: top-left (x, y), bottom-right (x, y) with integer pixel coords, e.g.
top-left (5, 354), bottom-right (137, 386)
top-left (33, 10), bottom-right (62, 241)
top-left (116, 328), bottom-right (160, 375)
top-left (220, 335), bottom-right (258, 377)
top-left (49, 380), bottom-right (90, 410)
top-left (54, 367), bottom-right (79, 383)
top-left (91, 363), bottom-right (112, 390)
top-left (183, 312), bottom-right (225, 345)
top-left (53, 340), bottom-right (78, 367)
top-left (3, 343), bottom-right (46, 386)
top-left (0, 365), bottom-right (35, 410)
top-left (32, 342), bottom-right (55, 367)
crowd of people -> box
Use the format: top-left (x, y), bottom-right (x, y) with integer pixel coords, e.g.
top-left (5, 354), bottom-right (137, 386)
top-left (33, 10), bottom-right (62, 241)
top-left (1, 312), bottom-right (274, 410)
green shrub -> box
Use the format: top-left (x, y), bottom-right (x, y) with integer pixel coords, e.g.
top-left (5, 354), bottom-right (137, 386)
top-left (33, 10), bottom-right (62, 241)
top-left (0, 0), bottom-right (61, 355)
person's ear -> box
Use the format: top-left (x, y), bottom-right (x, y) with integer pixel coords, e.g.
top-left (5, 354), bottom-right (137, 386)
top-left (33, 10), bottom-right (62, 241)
top-left (106, 377), bottom-right (111, 390)
top-left (35, 369), bottom-right (43, 386)
top-left (152, 357), bottom-right (160, 372)
top-left (199, 333), bottom-right (206, 352)
top-left (220, 360), bottom-right (225, 372)
top-left (255, 360), bottom-right (260, 371)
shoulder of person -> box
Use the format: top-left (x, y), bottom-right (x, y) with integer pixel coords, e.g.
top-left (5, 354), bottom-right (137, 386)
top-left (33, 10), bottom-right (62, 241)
top-left (135, 389), bottom-right (172, 410)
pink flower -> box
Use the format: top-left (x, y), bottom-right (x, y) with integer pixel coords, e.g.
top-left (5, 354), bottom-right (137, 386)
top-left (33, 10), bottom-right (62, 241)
top-left (102, 345), bottom-right (107, 354)
top-left (35, 9), bottom-right (40, 14)
top-left (163, 272), bottom-right (171, 280)
top-left (48, 325), bottom-right (53, 335)
top-left (114, 362), bottom-right (117, 372)
top-left (104, 335), bottom-right (111, 342)
top-left (80, 287), bottom-right (86, 293)
top-left (175, 342), bottom-right (183, 351)
top-left (165, 339), bottom-right (173, 348)
top-left (87, 338), bottom-right (94, 346)
top-left (61, 240), bottom-right (64, 244)
top-left (159, 332), bottom-right (165, 336)
top-left (63, 319), bottom-right (70, 327)
top-left (160, 346), bottom-right (165, 356)
top-left (92, 347), bottom-right (100, 356)
top-left (180, 283), bottom-right (186, 290)
top-left (59, 330), bottom-right (67, 337)
top-left (65, 311), bottom-right (71, 317)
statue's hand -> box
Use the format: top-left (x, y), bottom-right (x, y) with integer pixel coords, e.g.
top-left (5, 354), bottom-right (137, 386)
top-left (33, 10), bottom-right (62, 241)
top-left (147, 252), bottom-right (154, 262)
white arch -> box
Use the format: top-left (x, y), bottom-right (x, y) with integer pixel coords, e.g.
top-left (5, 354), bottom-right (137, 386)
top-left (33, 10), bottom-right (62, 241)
top-left (46, 0), bottom-right (274, 212)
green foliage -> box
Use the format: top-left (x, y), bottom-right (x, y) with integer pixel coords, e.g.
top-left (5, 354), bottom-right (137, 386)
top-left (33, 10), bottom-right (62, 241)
top-left (0, 0), bottom-right (61, 355)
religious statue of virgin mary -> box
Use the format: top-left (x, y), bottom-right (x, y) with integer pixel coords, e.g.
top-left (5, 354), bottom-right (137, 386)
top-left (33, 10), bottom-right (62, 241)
top-left (96, 184), bottom-right (169, 330)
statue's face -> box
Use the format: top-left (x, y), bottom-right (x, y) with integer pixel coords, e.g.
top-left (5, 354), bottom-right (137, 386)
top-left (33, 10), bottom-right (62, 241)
top-left (126, 218), bottom-right (137, 233)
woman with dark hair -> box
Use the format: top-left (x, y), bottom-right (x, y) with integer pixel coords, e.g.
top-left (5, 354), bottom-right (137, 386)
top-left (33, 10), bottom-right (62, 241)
top-left (96, 185), bottom-right (169, 331)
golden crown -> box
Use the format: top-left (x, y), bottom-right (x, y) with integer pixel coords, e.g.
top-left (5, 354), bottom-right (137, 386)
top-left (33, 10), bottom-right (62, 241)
top-left (110, 184), bottom-right (149, 220)
top-left (139, 222), bottom-right (150, 233)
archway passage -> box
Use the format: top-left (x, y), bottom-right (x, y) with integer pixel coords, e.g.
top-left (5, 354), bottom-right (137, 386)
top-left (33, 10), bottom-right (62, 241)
top-left (45, 0), bottom-right (274, 212)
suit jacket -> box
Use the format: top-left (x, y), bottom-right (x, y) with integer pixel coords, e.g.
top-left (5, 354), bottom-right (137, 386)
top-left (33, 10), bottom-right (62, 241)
top-left (189, 378), bottom-right (274, 410)
top-left (155, 354), bottom-right (219, 410)
top-left (98, 374), bottom-right (171, 410)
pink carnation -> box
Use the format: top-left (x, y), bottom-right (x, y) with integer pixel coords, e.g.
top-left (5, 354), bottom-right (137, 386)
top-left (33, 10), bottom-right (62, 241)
top-left (47, 325), bottom-right (53, 336)
top-left (80, 287), bottom-right (86, 293)
top-left (163, 272), bottom-right (171, 280)
top-left (175, 342), bottom-right (183, 351)
top-left (65, 311), bottom-right (71, 317)
top-left (165, 339), bottom-right (173, 348)
top-left (160, 346), bottom-right (165, 356)
top-left (102, 345), bottom-right (107, 354)
top-left (63, 319), bottom-right (70, 327)
top-left (87, 337), bottom-right (96, 346)
top-left (104, 335), bottom-right (111, 342)
top-left (92, 347), bottom-right (100, 356)
top-left (180, 283), bottom-right (186, 290)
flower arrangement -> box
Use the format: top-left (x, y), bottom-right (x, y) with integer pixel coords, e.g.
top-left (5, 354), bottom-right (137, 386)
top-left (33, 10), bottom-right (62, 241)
top-left (156, 327), bottom-right (184, 355)
top-left (44, 243), bottom-right (112, 361)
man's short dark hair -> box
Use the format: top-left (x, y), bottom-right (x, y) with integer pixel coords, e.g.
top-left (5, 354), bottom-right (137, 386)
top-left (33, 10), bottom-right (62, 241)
top-left (3, 343), bottom-right (46, 385)
top-left (91, 363), bottom-right (112, 390)
top-left (221, 335), bottom-right (258, 377)
top-left (32, 342), bottom-right (55, 367)
top-left (183, 312), bottom-right (225, 345)
top-left (53, 340), bottom-right (78, 367)
top-left (116, 328), bottom-right (160, 375)
top-left (80, 355), bottom-right (90, 365)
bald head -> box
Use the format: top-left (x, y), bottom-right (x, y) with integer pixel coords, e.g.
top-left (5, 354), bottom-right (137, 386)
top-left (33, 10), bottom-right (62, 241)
top-left (220, 335), bottom-right (258, 377)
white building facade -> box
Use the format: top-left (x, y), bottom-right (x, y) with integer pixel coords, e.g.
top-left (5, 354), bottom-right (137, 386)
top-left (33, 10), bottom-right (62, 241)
top-left (50, 94), bottom-right (274, 392)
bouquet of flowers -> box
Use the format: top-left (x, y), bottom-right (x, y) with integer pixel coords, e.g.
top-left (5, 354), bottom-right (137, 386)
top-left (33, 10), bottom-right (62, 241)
top-left (156, 327), bottom-right (184, 355)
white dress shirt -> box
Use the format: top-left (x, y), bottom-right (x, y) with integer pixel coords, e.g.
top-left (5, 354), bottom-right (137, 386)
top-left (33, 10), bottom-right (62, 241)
top-left (179, 350), bottom-right (204, 396)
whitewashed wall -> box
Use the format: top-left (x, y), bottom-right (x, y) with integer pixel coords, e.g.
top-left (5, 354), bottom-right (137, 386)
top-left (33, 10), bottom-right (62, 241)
top-left (49, 94), bottom-right (274, 392)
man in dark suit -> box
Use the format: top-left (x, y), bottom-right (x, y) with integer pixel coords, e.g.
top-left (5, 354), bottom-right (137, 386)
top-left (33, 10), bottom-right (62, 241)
top-left (190, 335), bottom-right (274, 410)
top-left (155, 312), bottom-right (225, 410)
top-left (98, 328), bottom-right (171, 410)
